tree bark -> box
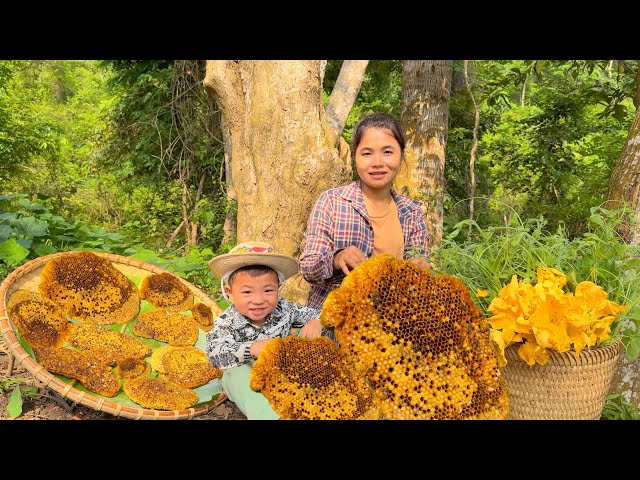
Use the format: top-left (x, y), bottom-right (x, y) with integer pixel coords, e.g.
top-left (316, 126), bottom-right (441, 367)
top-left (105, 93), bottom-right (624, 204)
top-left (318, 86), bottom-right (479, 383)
top-left (204, 60), bottom-right (362, 303)
top-left (218, 111), bottom-right (237, 245)
top-left (464, 60), bottom-right (480, 229)
top-left (606, 105), bottom-right (640, 245)
top-left (325, 60), bottom-right (369, 138)
top-left (636, 60), bottom-right (640, 108)
top-left (397, 60), bottom-right (453, 249)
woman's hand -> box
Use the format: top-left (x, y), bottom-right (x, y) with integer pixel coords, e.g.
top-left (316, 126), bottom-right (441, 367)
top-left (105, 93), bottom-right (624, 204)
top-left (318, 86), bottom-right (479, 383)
top-left (410, 256), bottom-right (432, 269)
top-left (333, 246), bottom-right (368, 275)
top-left (299, 318), bottom-right (322, 338)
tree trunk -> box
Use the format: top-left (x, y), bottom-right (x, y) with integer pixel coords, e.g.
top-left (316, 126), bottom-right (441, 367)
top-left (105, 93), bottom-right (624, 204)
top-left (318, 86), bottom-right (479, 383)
top-left (325, 60), bottom-right (369, 138)
top-left (397, 60), bottom-right (453, 249)
top-left (218, 111), bottom-right (237, 245)
top-left (606, 105), bottom-right (640, 245)
top-left (204, 60), bottom-right (363, 303)
top-left (636, 60), bottom-right (640, 108)
top-left (464, 60), bottom-right (480, 231)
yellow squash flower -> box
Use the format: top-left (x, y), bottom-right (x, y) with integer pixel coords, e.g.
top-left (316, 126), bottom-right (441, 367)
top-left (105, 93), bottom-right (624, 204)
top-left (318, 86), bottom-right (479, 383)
top-left (487, 268), bottom-right (627, 366)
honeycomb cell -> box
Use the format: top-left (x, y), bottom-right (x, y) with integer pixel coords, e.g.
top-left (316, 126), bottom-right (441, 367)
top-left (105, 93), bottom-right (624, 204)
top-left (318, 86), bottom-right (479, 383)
top-left (7, 290), bottom-right (71, 348)
top-left (133, 309), bottom-right (200, 346)
top-left (140, 272), bottom-right (194, 311)
top-left (191, 302), bottom-right (214, 331)
top-left (116, 358), bottom-right (151, 379)
top-left (34, 346), bottom-right (120, 397)
top-left (67, 323), bottom-right (152, 366)
top-left (250, 337), bottom-right (380, 420)
top-left (320, 255), bottom-right (509, 420)
top-left (39, 251), bottom-right (140, 324)
top-left (150, 345), bottom-right (222, 388)
top-left (123, 376), bottom-right (199, 410)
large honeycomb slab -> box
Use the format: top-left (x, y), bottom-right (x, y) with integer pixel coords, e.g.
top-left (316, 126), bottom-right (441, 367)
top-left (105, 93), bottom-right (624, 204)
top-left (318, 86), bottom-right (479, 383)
top-left (321, 255), bottom-right (509, 420)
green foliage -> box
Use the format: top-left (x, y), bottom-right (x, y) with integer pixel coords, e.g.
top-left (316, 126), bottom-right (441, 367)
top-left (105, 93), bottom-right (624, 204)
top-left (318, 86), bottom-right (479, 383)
top-left (328, 60), bottom-right (402, 148)
top-left (100, 60), bottom-right (228, 249)
top-left (601, 393), bottom-right (640, 420)
top-left (0, 60), bottom-right (62, 181)
top-left (445, 60), bottom-right (633, 235)
top-left (432, 204), bottom-right (640, 361)
top-left (0, 194), bottom-right (223, 301)
top-left (0, 378), bottom-right (40, 418)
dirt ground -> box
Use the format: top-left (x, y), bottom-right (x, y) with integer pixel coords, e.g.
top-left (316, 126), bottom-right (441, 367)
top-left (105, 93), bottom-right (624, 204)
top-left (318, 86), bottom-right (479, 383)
top-left (0, 335), bottom-right (247, 421)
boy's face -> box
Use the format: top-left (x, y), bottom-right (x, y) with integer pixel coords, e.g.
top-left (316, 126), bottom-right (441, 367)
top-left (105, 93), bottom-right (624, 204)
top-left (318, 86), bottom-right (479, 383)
top-left (225, 270), bottom-right (279, 325)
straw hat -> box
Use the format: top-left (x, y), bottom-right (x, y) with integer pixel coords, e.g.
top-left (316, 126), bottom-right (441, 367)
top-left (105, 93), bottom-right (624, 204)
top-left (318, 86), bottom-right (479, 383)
top-left (208, 241), bottom-right (298, 281)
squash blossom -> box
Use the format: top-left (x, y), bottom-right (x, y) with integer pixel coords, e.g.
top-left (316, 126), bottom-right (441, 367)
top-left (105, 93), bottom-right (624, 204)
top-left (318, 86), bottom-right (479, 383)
top-left (487, 267), bottom-right (627, 366)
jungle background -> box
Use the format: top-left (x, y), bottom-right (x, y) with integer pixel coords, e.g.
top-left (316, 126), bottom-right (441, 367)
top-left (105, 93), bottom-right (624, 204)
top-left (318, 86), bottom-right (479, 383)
top-left (1, 59), bottom-right (639, 420)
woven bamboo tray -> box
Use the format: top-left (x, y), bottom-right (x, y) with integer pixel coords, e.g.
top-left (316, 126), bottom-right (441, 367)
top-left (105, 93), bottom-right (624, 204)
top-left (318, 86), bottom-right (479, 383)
top-left (0, 251), bottom-right (227, 420)
top-left (500, 341), bottom-right (622, 420)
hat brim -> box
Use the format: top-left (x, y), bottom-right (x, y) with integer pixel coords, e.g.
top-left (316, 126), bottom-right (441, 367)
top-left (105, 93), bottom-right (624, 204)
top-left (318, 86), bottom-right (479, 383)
top-left (208, 252), bottom-right (299, 280)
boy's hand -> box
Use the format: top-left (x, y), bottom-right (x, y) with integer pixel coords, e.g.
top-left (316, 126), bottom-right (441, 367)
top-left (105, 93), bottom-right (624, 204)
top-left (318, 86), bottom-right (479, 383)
top-left (250, 338), bottom-right (272, 358)
top-left (299, 318), bottom-right (322, 338)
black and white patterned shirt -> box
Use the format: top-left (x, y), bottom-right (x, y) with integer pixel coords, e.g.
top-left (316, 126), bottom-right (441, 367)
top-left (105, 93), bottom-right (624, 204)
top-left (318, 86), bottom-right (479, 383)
top-left (205, 298), bottom-right (321, 369)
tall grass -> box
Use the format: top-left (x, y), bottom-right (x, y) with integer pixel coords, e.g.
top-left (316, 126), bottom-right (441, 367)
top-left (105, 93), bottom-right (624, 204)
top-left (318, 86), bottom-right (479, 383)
top-left (432, 204), bottom-right (640, 361)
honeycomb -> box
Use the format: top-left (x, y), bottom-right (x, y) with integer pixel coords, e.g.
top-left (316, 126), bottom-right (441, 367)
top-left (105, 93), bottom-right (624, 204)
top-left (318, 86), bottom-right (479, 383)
top-left (116, 358), bottom-right (151, 379)
top-left (150, 345), bottom-right (222, 388)
top-left (320, 255), bottom-right (509, 420)
top-left (140, 272), bottom-right (194, 311)
top-left (133, 309), bottom-right (200, 346)
top-left (67, 323), bottom-right (152, 366)
top-left (34, 346), bottom-right (120, 397)
top-left (250, 337), bottom-right (380, 420)
top-left (191, 302), bottom-right (214, 331)
top-left (7, 290), bottom-right (71, 348)
top-left (38, 251), bottom-right (140, 324)
top-left (123, 376), bottom-right (199, 410)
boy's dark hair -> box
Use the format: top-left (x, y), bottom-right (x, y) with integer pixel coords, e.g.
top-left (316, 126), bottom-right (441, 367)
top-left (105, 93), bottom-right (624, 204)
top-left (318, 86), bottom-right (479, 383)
top-left (228, 265), bottom-right (279, 285)
top-left (351, 112), bottom-right (406, 154)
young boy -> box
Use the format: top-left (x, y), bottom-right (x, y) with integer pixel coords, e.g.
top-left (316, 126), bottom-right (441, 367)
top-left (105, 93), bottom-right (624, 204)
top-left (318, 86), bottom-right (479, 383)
top-left (205, 241), bottom-right (330, 420)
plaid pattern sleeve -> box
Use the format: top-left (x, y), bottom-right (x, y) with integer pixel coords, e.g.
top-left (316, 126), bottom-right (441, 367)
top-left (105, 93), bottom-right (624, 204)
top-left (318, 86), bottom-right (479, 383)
top-left (301, 181), bottom-right (429, 310)
top-left (396, 194), bottom-right (430, 259)
top-left (300, 182), bottom-right (375, 309)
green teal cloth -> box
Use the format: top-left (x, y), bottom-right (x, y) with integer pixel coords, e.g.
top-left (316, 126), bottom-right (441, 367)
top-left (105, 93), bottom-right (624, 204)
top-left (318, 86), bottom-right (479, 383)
top-left (221, 327), bottom-right (337, 420)
top-left (222, 363), bottom-right (279, 420)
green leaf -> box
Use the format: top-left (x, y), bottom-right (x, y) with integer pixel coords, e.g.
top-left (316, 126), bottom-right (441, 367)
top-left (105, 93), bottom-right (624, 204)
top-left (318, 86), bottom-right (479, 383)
top-left (613, 104), bottom-right (627, 122)
top-left (0, 377), bottom-right (21, 393)
top-left (534, 60), bottom-right (547, 75)
top-left (0, 224), bottom-right (14, 242)
top-left (624, 335), bottom-right (640, 362)
top-left (0, 238), bottom-right (30, 266)
top-left (7, 385), bottom-right (24, 418)
top-left (12, 216), bottom-right (49, 237)
top-left (17, 198), bottom-right (46, 212)
top-left (33, 243), bottom-right (57, 256)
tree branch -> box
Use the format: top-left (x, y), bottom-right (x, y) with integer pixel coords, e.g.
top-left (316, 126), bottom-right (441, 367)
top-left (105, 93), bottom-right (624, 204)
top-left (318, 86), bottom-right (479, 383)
top-left (325, 60), bottom-right (369, 138)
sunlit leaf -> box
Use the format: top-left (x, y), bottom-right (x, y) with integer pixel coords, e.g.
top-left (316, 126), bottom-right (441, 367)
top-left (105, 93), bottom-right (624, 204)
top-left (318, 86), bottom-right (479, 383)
top-left (0, 238), bottom-right (30, 266)
top-left (7, 385), bottom-right (23, 418)
top-left (534, 60), bottom-right (547, 75)
top-left (12, 216), bottom-right (49, 237)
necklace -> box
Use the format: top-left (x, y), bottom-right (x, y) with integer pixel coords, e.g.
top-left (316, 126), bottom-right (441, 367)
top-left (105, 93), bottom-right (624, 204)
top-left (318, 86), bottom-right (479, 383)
top-left (365, 196), bottom-right (393, 219)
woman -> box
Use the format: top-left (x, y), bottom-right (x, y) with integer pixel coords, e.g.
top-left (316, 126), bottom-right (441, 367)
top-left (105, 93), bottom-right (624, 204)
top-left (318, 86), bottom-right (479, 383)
top-left (300, 112), bottom-right (430, 309)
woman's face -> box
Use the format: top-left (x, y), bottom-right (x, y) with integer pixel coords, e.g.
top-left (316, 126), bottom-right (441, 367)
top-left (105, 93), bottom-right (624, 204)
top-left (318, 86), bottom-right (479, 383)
top-left (355, 127), bottom-right (402, 192)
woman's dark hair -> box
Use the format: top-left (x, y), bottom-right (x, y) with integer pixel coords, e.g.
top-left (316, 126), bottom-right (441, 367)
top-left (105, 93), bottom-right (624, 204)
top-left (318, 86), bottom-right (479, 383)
top-left (350, 113), bottom-right (406, 154)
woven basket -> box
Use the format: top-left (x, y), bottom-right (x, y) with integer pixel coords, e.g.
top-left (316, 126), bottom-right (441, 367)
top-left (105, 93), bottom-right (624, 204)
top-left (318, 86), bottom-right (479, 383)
top-left (0, 251), bottom-right (227, 420)
top-left (500, 342), bottom-right (622, 420)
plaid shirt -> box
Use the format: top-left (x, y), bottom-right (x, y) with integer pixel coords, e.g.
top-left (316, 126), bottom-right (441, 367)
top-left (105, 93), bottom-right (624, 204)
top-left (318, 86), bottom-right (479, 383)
top-left (300, 180), bottom-right (429, 309)
top-left (205, 298), bottom-right (321, 369)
